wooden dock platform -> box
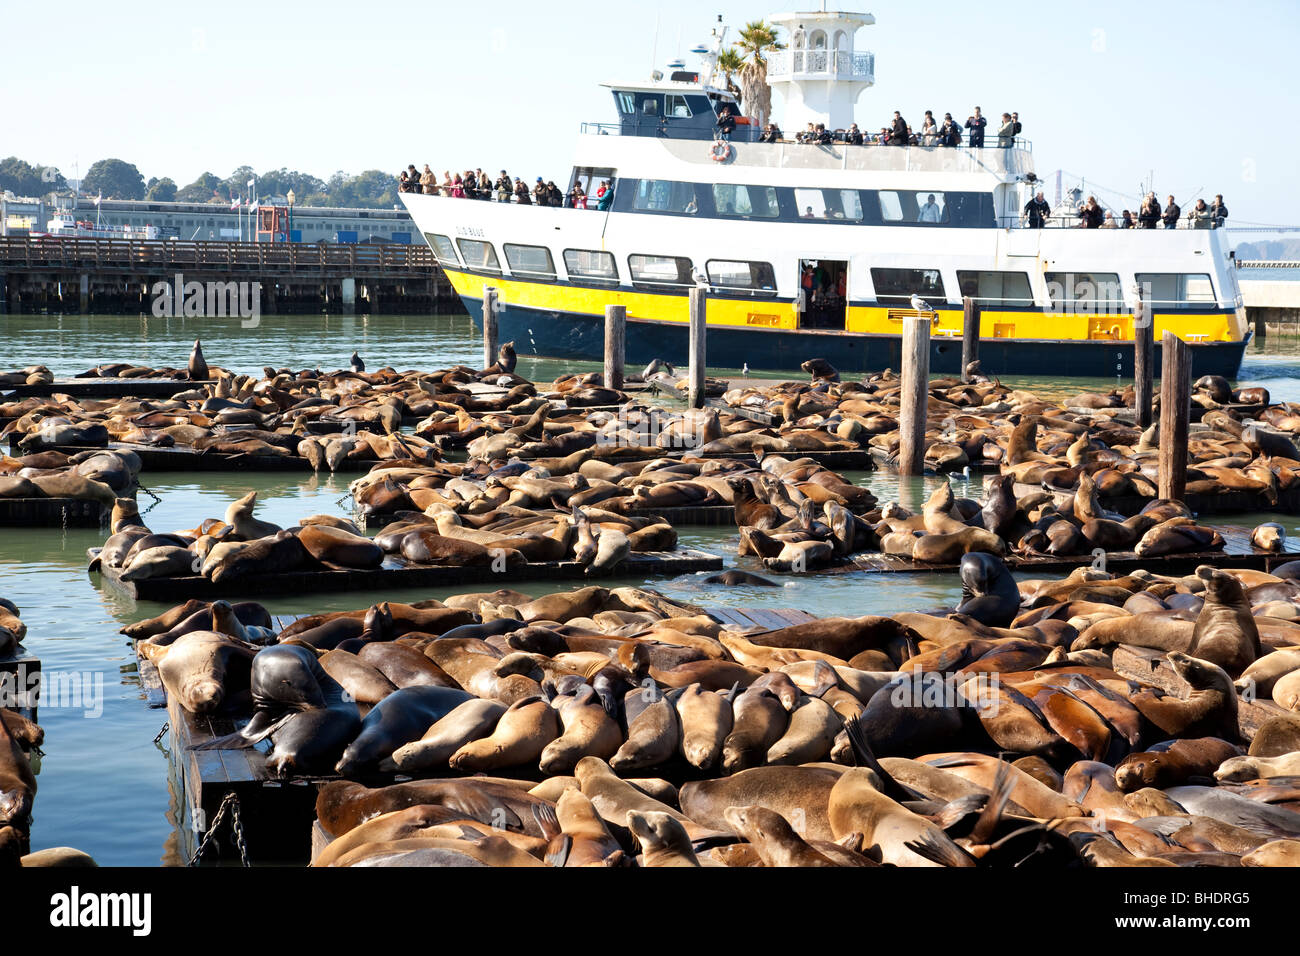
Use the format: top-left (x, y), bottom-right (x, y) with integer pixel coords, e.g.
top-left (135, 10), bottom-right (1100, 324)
top-left (11, 440), bottom-right (381, 473)
top-left (2, 377), bottom-right (212, 399)
top-left (91, 546), bottom-right (723, 600)
top-left (0, 648), bottom-right (40, 721)
top-left (707, 607), bottom-right (817, 632)
top-left (1012, 481), bottom-right (1300, 519)
top-left (0, 496), bottom-right (108, 527)
top-left (360, 504), bottom-right (738, 529)
top-left (839, 526), bottom-right (1300, 576)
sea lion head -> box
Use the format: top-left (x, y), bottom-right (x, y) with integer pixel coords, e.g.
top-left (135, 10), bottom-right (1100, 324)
top-left (1167, 651), bottom-right (1233, 693)
top-left (959, 552), bottom-right (1001, 596)
top-left (1214, 755), bottom-right (1261, 783)
top-left (362, 603), bottom-right (395, 640)
top-left (1195, 565), bottom-right (1246, 605)
top-left (1114, 754), bottom-right (1161, 793)
top-left (494, 652), bottom-right (545, 679)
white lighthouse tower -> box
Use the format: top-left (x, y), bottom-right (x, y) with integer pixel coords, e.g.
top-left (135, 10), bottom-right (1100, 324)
top-left (765, 8), bottom-right (875, 133)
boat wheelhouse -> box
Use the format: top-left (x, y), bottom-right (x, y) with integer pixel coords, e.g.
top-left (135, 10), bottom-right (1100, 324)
top-left (403, 10), bottom-right (1248, 378)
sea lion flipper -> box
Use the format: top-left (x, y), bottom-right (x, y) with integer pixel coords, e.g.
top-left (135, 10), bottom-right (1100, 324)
top-left (843, 716), bottom-right (924, 804)
top-left (903, 831), bottom-right (979, 868)
top-left (544, 834), bottom-right (572, 868)
top-left (190, 710), bottom-right (292, 750)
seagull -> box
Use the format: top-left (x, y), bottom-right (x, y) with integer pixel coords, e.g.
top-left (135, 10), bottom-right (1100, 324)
top-left (910, 294), bottom-right (937, 317)
top-left (350, 351), bottom-right (365, 372)
top-left (692, 269), bottom-right (710, 288)
top-left (742, 363), bottom-right (749, 377)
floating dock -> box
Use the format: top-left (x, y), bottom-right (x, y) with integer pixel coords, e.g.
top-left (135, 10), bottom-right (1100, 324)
top-left (838, 526), bottom-right (1300, 576)
top-left (12, 441), bottom-right (383, 473)
top-left (0, 648), bottom-right (40, 721)
top-left (1012, 481), bottom-right (1300, 519)
top-left (91, 547), bottom-right (723, 600)
top-left (2, 377), bottom-right (212, 399)
top-left (0, 497), bottom-right (108, 527)
top-left (359, 504), bottom-right (739, 529)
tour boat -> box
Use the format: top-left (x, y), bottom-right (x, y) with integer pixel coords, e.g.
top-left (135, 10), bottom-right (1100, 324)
top-left (403, 10), bottom-right (1248, 377)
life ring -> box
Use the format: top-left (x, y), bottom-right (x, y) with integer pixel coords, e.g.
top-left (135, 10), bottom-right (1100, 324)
top-left (710, 141), bottom-right (732, 162)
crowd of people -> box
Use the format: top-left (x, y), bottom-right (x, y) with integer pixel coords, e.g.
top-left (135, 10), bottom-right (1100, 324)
top-left (753, 107), bottom-right (1021, 148)
top-left (396, 164), bottom-right (614, 210)
top-left (1022, 190), bottom-right (1229, 230)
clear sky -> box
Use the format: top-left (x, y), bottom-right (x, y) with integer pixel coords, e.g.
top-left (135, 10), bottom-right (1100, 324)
top-left (7, 0), bottom-right (1298, 225)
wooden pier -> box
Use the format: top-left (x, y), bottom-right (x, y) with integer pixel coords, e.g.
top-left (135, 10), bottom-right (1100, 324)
top-left (91, 547), bottom-right (723, 600)
top-left (11, 440), bottom-right (383, 473)
top-left (0, 236), bottom-right (457, 316)
top-left (840, 525), bottom-right (1300, 576)
top-left (0, 497), bottom-right (108, 527)
top-left (1, 377), bottom-right (212, 399)
top-left (1012, 480), bottom-right (1300, 519)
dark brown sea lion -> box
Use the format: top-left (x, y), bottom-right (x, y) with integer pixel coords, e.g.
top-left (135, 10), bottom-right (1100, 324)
top-left (188, 340), bottom-right (209, 380)
top-left (336, 684), bottom-right (474, 774)
top-left (316, 779), bottom-right (554, 838)
top-left (1131, 653), bottom-right (1239, 742)
top-left (745, 616), bottom-right (918, 661)
top-left (299, 525), bottom-right (384, 569)
top-left (680, 766), bottom-right (842, 842)
top-left (1114, 737), bottom-right (1244, 792)
top-left (1190, 565), bottom-right (1261, 675)
top-left (0, 710), bottom-right (36, 837)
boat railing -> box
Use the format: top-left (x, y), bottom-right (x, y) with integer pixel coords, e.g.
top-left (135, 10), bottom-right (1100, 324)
top-left (996, 214), bottom-right (1227, 230)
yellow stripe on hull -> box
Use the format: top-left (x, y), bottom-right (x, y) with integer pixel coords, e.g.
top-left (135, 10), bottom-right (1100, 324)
top-left (442, 269), bottom-right (1240, 343)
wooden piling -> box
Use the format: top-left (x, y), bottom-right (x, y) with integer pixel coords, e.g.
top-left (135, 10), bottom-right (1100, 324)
top-left (604, 304), bottom-right (626, 390)
top-left (960, 296), bottom-right (980, 382)
top-left (1158, 330), bottom-right (1191, 501)
top-left (482, 286), bottom-right (500, 370)
top-left (1134, 294), bottom-right (1154, 428)
top-left (898, 316), bottom-right (930, 475)
top-left (688, 286), bottom-right (707, 409)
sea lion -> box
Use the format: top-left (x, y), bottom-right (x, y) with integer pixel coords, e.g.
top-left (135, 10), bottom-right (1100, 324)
top-left (318, 650), bottom-right (397, 706)
top-left (449, 696), bottom-right (559, 772)
top-left (550, 788), bottom-right (626, 867)
top-left (0, 712), bottom-right (36, 836)
top-left (1252, 523), bottom-right (1287, 554)
top-left (1114, 738), bottom-right (1243, 792)
top-left (722, 687), bottom-right (789, 774)
top-left (766, 695), bottom-right (841, 766)
top-left (1131, 652), bottom-right (1239, 741)
top-left (206, 531), bottom-right (310, 584)
top-left (1242, 839), bottom-right (1300, 867)
top-left (316, 778), bottom-right (555, 839)
top-left (680, 766), bottom-right (842, 842)
top-left (1216, 751), bottom-right (1300, 782)
top-left (954, 552), bottom-right (1021, 628)
top-left (357, 641), bottom-right (454, 688)
top-left (299, 525), bottom-right (384, 569)
top-left (627, 810), bottom-right (699, 866)
top-left (575, 757), bottom-right (723, 842)
top-left (336, 685), bottom-right (474, 774)
top-left (156, 631), bottom-right (257, 714)
top-left (1189, 565), bottom-right (1261, 675)
top-left (312, 804), bottom-right (479, 866)
top-left (191, 643), bottom-right (360, 776)
top-left (703, 569), bottom-right (780, 587)
top-left (224, 490), bottom-right (282, 541)
top-left (384, 698), bottom-right (508, 772)
top-left (1163, 786), bottom-right (1300, 839)
top-left (188, 340), bottom-right (209, 380)
top-left (120, 545), bottom-right (198, 582)
top-left (611, 685), bottom-right (680, 772)
top-left (827, 768), bottom-right (974, 867)
top-left (724, 805), bottom-right (841, 867)
top-left (676, 683), bottom-right (733, 770)
top-left (540, 684), bottom-right (623, 775)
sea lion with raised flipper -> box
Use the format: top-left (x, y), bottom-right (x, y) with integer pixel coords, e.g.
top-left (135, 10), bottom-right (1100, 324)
top-left (550, 788), bottom-right (627, 867)
top-left (335, 684), bottom-right (474, 774)
top-left (1130, 652), bottom-right (1239, 742)
top-left (449, 696), bottom-right (559, 772)
top-left (383, 698), bottom-right (508, 772)
top-left (155, 631), bottom-right (257, 714)
top-left (191, 643), bottom-right (360, 777)
top-left (827, 767), bottom-right (975, 867)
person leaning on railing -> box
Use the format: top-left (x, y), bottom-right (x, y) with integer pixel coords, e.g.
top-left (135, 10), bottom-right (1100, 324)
top-left (1022, 190), bottom-right (1050, 227)
top-left (596, 180), bottom-right (614, 211)
top-left (496, 171), bottom-right (512, 202)
top-left (1138, 193), bottom-right (1161, 228)
top-left (716, 105), bottom-right (737, 139)
top-left (1187, 198), bottom-right (1214, 229)
top-left (1162, 195), bottom-right (1181, 228)
top-left (1211, 194), bottom-right (1228, 228)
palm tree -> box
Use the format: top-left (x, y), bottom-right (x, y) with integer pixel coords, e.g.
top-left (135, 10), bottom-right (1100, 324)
top-left (734, 20), bottom-right (785, 124)
top-left (714, 48), bottom-right (745, 106)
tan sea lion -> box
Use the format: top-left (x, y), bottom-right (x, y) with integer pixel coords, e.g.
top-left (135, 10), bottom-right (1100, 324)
top-left (627, 810), bottom-right (699, 867)
top-left (676, 683), bottom-right (733, 770)
top-left (724, 805), bottom-right (840, 867)
top-left (384, 698), bottom-right (507, 772)
top-left (610, 686), bottom-right (680, 772)
top-left (154, 630), bottom-right (258, 714)
top-left (539, 684), bottom-right (622, 775)
top-left (827, 768), bottom-right (974, 867)
top-left (1131, 652), bottom-right (1239, 741)
top-left (448, 696), bottom-right (558, 772)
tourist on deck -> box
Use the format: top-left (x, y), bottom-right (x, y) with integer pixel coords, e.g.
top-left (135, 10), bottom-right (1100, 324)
top-left (1163, 195), bottom-right (1181, 228)
top-left (407, 165), bottom-right (422, 193)
top-left (1078, 196), bottom-right (1104, 228)
top-left (398, 170), bottom-right (412, 193)
top-left (1211, 194), bottom-right (1229, 227)
top-left (1188, 198), bottom-right (1213, 229)
top-left (1121, 210), bottom-right (1136, 228)
top-left (1138, 193), bottom-right (1161, 228)
top-left (965, 107), bottom-right (986, 147)
top-left (758, 123), bottom-right (778, 143)
top-left (496, 171), bottom-right (512, 202)
top-left (532, 178), bottom-right (548, 205)
top-left (998, 112), bottom-right (1015, 147)
top-left (940, 114), bottom-right (961, 147)
top-left (462, 170), bottom-right (477, 199)
top-left (846, 123), bottom-right (863, 145)
top-left (717, 105), bottom-right (737, 139)
top-left (918, 193), bottom-right (943, 223)
top-left (449, 174), bottom-right (463, 199)
top-left (1023, 190), bottom-right (1051, 228)
top-left (803, 206), bottom-right (816, 219)
top-left (816, 124), bottom-right (833, 145)
top-left (596, 179), bottom-right (614, 211)
top-left (920, 111), bottom-right (937, 146)
top-left (1012, 112), bottom-right (1022, 136)
top-left (420, 165), bottom-right (436, 194)
top-left (1101, 211), bottom-right (1118, 228)
top-left (475, 170), bottom-right (491, 200)
top-left (890, 111), bottom-right (908, 146)
top-left (569, 182), bottom-right (587, 209)
top-left (514, 178), bottom-right (532, 204)
top-left (546, 181), bottom-right (564, 206)
top-left (440, 171), bottom-right (454, 198)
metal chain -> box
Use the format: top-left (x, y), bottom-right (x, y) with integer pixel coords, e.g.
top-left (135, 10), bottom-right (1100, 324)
top-left (136, 482), bottom-right (162, 517)
top-left (188, 791), bottom-right (250, 867)
top-left (153, 721), bottom-right (169, 744)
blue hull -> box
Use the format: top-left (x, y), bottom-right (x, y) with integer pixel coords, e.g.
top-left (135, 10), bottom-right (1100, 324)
top-left (465, 297), bottom-right (1250, 379)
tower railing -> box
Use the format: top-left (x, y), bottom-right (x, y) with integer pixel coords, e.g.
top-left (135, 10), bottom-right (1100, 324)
top-left (768, 50), bottom-right (874, 81)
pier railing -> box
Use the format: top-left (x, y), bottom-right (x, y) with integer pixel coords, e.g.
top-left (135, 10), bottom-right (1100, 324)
top-left (0, 237), bottom-right (436, 275)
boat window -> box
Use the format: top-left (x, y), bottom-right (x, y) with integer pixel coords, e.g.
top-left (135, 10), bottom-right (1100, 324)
top-left (617, 92), bottom-right (636, 114)
top-left (564, 249), bottom-right (620, 287)
top-left (641, 95), bottom-right (660, 116)
top-left (871, 267), bottom-right (946, 306)
top-left (712, 183), bottom-right (780, 219)
top-left (1134, 273), bottom-right (1215, 308)
top-left (503, 243), bottom-right (557, 280)
top-left (794, 188), bottom-right (863, 221)
top-left (667, 94), bottom-right (692, 118)
top-left (956, 270), bottom-right (1034, 306)
top-left (877, 190), bottom-right (949, 224)
top-left (632, 179), bottom-right (698, 215)
top-left (628, 254), bottom-right (695, 290)
top-left (1044, 272), bottom-right (1124, 311)
top-left (456, 238), bottom-right (501, 274)
top-left (706, 259), bottom-right (777, 296)
top-left (425, 232), bottom-right (460, 266)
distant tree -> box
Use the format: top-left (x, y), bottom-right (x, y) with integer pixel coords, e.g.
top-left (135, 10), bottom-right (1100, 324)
top-left (735, 21), bottom-right (784, 124)
top-left (255, 168), bottom-right (327, 202)
top-left (176, 172), bottom-right (226, 203)
top-left (715, 48), bottom-right (746, 105)
top-left (82, 158), bottom-right (146, 200)
top-left (145, 177), bottom-right (178, 202)
top-left (0, 156), bottom-right (67, 196)
top-left (326, 170), bottom-right (398, 209)
top-left (224, 165), bottom-right (258, 200)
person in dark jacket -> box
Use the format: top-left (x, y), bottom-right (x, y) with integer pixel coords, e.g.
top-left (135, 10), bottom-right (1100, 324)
top-left (816, 123), bottom-right (833, 145)
top-left (1012, 112), bottom-right (1022, 136)
top-left (1211, 194), bottom-right (1228, 227)
top-left (890, 111), bottom-right (908, 146)
top-left (514, 178), bottom-right (532, 205)
top-left (717, 105), bottom-right (737, 138)
top-left (1023, 191), bottom-right (1050, 227)
top-left (846, 123), bottom-right (864, 145)
top-left (965, 107), bottom-right (986, 147)
top-left (940, 114), bottom-right (961, 146)
top-left (1138, 193), bottom-right (1160, 228)
top-left (1121, 210), bottom-right (1136, 228)
top-left (1077, 196), bottom-right (1104, 228)
top-left (1162, 195), bottom-right (1180, 228)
